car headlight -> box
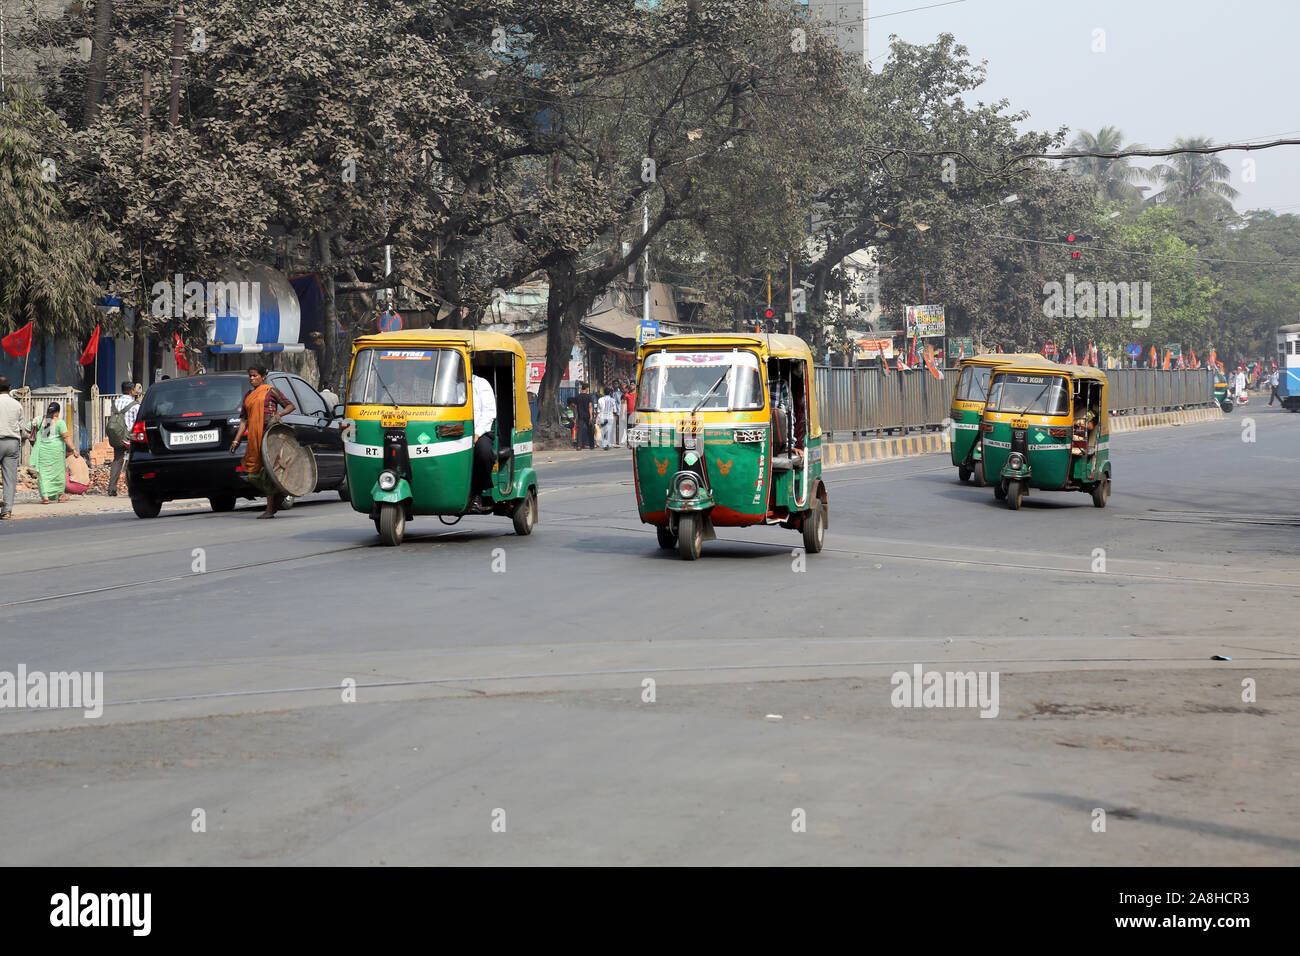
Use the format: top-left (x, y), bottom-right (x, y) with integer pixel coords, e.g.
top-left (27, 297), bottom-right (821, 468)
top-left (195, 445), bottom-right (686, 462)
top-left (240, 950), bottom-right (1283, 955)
top-left (378, 470), bottom-right (398, 492)
top-left (677, 475), bottom-right (698, 499)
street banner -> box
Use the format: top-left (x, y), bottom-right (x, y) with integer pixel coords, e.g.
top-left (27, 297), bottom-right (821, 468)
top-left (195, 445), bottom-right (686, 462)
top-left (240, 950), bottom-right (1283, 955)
top-left (637, 320), bottom-right (659, 344)
top-left (854, 336), bottom-right (893, 360)
top-left (2, 322), bottom-right (33, 357)
top-left (947, 337), bottom-right (973, 363)
top-left (905, 305), bottom-right (945, 338)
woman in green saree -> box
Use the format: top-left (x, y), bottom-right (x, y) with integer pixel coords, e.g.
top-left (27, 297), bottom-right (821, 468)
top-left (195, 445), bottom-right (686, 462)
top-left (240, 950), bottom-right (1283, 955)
top-left (29, 402), bottom-right (81, 504)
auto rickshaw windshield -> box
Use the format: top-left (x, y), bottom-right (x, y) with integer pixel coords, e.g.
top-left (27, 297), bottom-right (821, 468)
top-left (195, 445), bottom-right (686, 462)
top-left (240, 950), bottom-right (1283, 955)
top-left (987, 373), bottom-right (1070, 415)
top-left (349, 348), bottom-right (467, 406)
top-left (637, 350), bottom-right (764, 411)
top-left (955, 365), bottom-right (993, 402)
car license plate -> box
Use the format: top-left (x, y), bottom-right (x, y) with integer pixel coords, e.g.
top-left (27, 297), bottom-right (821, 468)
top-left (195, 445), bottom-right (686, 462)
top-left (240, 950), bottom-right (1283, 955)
top-left (169, 428), bottom-right (218, 447)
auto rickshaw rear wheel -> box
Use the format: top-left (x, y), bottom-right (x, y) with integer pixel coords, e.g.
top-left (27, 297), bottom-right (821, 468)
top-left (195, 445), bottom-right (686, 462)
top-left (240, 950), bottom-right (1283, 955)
top-left (656, 526), bottom-right (677, 550)
top-left (1091, 476), bottom-right (1110, 508)
top-left (1007, 480), bottom-right (1024, 510)
top-left (802, 498), bottom-right (826, 553)
top-left (973, 461), bottom-right (985, 486)
top-left (677, 514), bottom-right (703, 560)
top-left (512, 489), bottom-right (537, 535)
top-left (958, 466), bottom-right (972, 483)
top-left (994, 480), bottom-right (1007, 501)
top-left (378, 503), bottom-right (405, 546)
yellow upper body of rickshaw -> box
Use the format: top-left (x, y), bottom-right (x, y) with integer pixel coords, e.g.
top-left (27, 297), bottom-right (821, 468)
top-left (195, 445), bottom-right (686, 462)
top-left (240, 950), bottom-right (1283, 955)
top-left (346, 329), bottom-right (532, 430)
top-left (982, 362), bottom-right (1108, 430)
top-left (635, 333), bottom-right (821, 438)
top-left (952, 353), bottom-right (1061, 412)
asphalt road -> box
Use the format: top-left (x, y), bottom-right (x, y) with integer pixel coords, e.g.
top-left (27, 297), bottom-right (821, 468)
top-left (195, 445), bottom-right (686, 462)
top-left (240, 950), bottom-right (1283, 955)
top-left (1, 410), bottom-right (1297, 865)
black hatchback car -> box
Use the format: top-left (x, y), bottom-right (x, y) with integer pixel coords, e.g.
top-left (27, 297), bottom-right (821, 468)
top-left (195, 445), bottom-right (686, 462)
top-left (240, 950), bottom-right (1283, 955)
top-left (126, 372), bottom-right (347, 517)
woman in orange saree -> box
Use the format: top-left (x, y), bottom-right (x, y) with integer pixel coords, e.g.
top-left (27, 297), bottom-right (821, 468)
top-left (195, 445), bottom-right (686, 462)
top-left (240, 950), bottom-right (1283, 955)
top-left (229, 366), bottom-right (296, 517)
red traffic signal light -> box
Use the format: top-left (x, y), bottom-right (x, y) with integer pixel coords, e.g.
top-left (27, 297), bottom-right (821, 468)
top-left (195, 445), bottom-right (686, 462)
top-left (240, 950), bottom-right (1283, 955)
top-left (1066, 234), bottom-right (1076, 243)
top-left (764, 308), bottom-right (775, 319)
top-left (1071, 250), bottom-right (1081, 259)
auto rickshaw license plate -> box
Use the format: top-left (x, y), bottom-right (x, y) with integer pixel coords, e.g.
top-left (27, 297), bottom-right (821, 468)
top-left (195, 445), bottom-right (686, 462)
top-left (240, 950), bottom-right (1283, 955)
top-left (1011, 417), bottom-right (1029, 428)
top-left (381, 409), bottom-right (408, 428)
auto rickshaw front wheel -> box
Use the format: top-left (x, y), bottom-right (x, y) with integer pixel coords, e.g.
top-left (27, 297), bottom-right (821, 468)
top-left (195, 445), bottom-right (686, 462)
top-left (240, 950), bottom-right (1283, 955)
top-left (656, 526), bottom-right (677, 550)
top-left (1007, 480), bottom-right (1024, 510)
top-left (973, 461), bottom-right (985, 486)
top-left (677, 514), bottom-right (703, 561)
top-left (512, 489), bottom-right (537, 535)
top-left (378, 503), bottom-right (406, 546)
top-left (1091, 476), bottom-right (1110, 508)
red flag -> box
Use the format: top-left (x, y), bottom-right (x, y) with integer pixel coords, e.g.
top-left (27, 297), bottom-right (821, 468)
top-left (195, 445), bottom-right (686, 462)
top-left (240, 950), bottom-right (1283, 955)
top-left (922, 343), bottom-right (943, 380)
top-left (78, 324), bottom-right (101, 366)
top-left (996, 344), bottom-right (1003, 354)
top-left (1149, 345), bottom-right (1157, 367)
top-left (2, 322), bottom-right (34, 358)
top-left (174, 333), bottom-right (189, 372)
top-left (896, 343), bottom-right (910, 372)
top-left (877, 346), bottom-right (891, 376)
top-left (1208, 348), bottom-right (1216, 371)
top-left (1162, 350), bottom-right (1171, 370)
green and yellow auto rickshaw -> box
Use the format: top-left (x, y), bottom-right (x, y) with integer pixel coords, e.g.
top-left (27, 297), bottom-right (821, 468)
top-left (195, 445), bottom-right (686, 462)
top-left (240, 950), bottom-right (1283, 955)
top-left (342, 330), bottom-right (538, 545)
top-left (628, 333), bottom-right (827, 560)
top-left (979, 363), bottom-right (1111, 510)
top-left (950, 352), bottom-right (1058, 485)
top-left (1213, 366), bottom-right (1232, 413)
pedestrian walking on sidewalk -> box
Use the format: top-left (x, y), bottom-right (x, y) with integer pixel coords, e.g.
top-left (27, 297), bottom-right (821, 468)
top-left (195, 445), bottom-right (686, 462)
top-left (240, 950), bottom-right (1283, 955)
top-left (106, 382), bottom-right (141, 496)
top-left (29, 402), bottom-right (81, 504)
top-left (572, 382), bottom-right (595, 449)
top-left (598, 387), bottom-right (617, 450)
top-left (0, 377), bottom-right (24, 519)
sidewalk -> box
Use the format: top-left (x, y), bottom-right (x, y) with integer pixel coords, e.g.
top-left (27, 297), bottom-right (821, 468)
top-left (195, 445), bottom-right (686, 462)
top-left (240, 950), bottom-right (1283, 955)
top-left (1, 492), bottom-right (207, 522)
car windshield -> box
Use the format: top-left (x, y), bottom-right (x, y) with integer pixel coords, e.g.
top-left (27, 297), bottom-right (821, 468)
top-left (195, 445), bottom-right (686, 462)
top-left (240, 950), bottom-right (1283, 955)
top-left (987, 372), bottom-right (1070, 415)
top-left (955, 365), bottom-right (993, 402)
top-left (637, 350), bottom-right (764, 411)
top-left (139, 377), bottom-right (247, 417)
top-left (348, 348), bottom-right (466, 406)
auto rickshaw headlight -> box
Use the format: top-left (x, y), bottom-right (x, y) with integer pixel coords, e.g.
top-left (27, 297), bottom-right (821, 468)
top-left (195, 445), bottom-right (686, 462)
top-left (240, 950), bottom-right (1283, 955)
top-left (677, 475), bottom-right (699, 499)
top-left (1008, 452), bottom-right (1025, 470)
top-left (378, 470), bottom-right (399, 492)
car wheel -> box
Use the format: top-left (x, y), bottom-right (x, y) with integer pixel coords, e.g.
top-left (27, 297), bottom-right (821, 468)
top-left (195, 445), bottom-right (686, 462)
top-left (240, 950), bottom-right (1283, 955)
top-left (656, 526), bottom-right (677, 550)
top-left (801, 498), bottom-right (826, 554)
top-left (209, 494), bottom-right (236, 513)
top-left (512, 489), bottom-right (537, 536)
top-left (378, 503), bottom-right (405, 546)
top-left (131, 494), bottom-right (162, 519)
top-left (677, 513), bottom-right (703, 561)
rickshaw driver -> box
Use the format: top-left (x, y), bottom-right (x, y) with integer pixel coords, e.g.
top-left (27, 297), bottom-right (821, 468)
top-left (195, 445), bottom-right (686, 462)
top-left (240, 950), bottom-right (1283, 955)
top-left (471, 372), bottom-right (497, 502)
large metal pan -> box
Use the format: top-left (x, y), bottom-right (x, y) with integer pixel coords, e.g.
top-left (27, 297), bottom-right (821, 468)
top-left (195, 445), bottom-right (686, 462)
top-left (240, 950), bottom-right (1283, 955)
top-left (262, 423), bottom-right (317, 498)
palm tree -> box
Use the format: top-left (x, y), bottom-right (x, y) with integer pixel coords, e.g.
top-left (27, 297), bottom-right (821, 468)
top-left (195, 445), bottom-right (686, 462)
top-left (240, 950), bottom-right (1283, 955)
top-left (1148, 137), bottom-right (1240, 211)
top-left (1064, 127), bottom-right (1151, 203)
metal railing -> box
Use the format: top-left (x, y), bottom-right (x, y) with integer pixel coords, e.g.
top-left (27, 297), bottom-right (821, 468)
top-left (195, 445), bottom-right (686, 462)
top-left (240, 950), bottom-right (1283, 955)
top-left (814, 367), bottom-right (1215, 440)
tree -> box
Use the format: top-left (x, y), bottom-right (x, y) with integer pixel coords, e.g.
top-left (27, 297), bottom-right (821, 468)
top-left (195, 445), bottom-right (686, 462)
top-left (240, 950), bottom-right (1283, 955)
top-left (0, 86), bottom-right (107, 340)
top-left (1064, 126), bottom-right (1150, 204)
top-left (1149, 137), bottom-right (1240, 212)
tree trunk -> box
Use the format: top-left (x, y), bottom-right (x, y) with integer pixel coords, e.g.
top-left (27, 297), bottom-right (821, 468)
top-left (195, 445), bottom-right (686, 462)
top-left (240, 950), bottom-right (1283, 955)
top-left (317, 231), bottom-right (341, 388)
top-left (81, 0), bottom-right (113, 128)
top-left (534, 262), bottom-right (583, 443)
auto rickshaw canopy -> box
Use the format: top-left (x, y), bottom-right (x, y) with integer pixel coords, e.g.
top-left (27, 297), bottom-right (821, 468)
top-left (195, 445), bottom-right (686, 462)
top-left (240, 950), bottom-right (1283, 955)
top-left (637, 332), bottom-right (820, 438)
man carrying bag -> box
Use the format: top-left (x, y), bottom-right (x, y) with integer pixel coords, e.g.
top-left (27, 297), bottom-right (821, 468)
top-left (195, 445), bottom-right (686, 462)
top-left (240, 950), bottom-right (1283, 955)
top-left (105, 382), bottom-right (141, 497)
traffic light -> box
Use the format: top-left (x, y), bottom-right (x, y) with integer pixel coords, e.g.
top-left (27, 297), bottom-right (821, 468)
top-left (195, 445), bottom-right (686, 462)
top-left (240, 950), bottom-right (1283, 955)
top-left (764, 307), bottom-right (775, 321)
top-left (1054, 233), bottom-right (1096, 260)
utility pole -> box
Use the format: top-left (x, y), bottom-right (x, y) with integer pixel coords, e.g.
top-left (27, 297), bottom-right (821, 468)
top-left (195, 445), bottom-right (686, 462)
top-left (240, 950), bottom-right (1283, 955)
top-left (141, 71), bottom-right (152, 151)
top-left (787, 254), bottom-right (794, 334)
top-left (168, 6), bottom-right (187, 128)
top-left (135, 73), bottom-right (152, 383)
top-left (642, 194), bottom-right (650, 326)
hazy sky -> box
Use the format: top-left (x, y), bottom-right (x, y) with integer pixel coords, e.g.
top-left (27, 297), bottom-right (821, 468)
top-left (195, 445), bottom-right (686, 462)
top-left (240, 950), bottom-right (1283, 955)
top-left (866, 0), bottom-right (1300, 213)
